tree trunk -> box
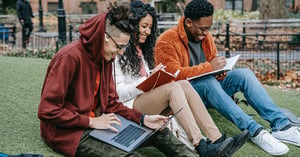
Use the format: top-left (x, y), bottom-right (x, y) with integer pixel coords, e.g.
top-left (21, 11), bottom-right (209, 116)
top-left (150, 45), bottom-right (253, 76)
top-left (259, 0), bottom-right (287, 19)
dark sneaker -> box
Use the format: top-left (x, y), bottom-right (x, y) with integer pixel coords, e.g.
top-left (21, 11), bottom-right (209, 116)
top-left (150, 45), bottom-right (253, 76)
top-left (225, 130), bottom-right (250, 157)
top-left (196, 137), bottom-right (234, 157)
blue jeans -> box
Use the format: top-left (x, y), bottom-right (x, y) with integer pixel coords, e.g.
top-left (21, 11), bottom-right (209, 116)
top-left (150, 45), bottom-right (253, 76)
top-left (191, 68), bottom-right (290, 136)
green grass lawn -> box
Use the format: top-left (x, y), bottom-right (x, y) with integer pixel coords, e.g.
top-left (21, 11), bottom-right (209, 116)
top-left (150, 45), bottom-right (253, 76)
top-left (0, 56), bottom-right (299, 157)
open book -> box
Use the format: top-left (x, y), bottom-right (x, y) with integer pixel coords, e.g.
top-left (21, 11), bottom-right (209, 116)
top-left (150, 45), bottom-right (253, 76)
top-left (136, 69), bottom-right (180, 92)
top-left (187, 55), bottom-right (240, 81)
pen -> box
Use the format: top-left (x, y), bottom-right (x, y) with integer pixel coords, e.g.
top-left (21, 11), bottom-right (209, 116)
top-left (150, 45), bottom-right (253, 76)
top-left (149, 65), bottom-right (166, 73)
top-left (149, 69), bottom-right (155, 73)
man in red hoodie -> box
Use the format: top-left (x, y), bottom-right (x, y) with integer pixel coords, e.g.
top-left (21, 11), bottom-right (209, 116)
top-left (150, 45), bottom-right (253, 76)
top-left (37, 3), bottom-right (197, 157)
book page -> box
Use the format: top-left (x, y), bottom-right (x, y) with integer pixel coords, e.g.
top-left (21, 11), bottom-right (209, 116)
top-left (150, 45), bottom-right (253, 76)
top-left (222, 55), bottom-right (240, 70)
top-left (187, 55), bottom-right (240, 81)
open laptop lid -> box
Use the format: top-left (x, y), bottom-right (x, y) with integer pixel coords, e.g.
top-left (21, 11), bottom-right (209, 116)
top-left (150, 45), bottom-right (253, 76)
top-left (89, 107), bottom-right (183, 152)
top-left (89, 115), bottom-right (153, 153)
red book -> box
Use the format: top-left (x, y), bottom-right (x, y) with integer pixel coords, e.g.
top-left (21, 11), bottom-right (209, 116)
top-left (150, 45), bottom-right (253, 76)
top-left (136, 69), bottom-right (180, 92)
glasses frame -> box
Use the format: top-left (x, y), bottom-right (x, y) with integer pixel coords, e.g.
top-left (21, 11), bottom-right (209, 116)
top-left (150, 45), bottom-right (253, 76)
top-left (105, 32), bottom-right (129, 50)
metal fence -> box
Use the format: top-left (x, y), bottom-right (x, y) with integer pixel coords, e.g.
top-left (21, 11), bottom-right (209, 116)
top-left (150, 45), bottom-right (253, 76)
top-left (211, 19), bottom-right (300, 81)
top-left (158, 19), bottom-right (300, 81)
top-left (0, 26), bottom-right (80, 53)
top-left (1, 18), bottom-right (299, 81)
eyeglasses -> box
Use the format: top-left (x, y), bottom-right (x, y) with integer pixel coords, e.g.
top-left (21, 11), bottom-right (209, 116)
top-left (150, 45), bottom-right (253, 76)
top-left (105, 32), bottom-right (130, 50)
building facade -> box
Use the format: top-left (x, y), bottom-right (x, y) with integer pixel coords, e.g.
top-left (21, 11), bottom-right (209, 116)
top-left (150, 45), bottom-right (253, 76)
top-left (29, 0), bottom-right (255, 15)
top-left (30, 0), bottom-right (131, 14)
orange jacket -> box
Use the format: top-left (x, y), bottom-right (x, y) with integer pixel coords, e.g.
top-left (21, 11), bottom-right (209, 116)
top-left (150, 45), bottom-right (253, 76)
top-left (155, 16), bottom-right (218, 80)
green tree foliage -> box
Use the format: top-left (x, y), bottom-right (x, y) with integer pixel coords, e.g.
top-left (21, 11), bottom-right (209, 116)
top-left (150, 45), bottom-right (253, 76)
top-left (0, 0), bottom-right (17, 14)
top-left (159, 0), bottom-right (185, 13)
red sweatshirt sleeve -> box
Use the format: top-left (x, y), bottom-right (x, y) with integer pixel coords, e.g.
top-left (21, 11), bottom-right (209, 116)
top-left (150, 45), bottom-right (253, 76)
top-left (38, 55), bottom-right (89, 128)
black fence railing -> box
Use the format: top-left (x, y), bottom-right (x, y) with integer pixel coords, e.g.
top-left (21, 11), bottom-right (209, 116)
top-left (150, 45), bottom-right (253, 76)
top-left (207, 19), bottom-right (300, 81)
top-left (2, 17), bottom-right (299, 82)
top-left (0, 15), bottom-right (17, 51)
top-left (157, 19), bottom-right (300, 81)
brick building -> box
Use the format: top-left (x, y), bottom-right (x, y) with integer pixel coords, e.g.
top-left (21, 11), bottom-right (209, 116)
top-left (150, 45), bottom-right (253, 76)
top-left (29, 0), bottom-right (255, 15)
top-left (30, 0), bottom-right (128, 14)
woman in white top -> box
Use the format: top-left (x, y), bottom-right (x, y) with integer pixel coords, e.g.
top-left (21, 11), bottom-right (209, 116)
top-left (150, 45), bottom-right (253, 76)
top-left (114, 1), bottom-right (248, 157)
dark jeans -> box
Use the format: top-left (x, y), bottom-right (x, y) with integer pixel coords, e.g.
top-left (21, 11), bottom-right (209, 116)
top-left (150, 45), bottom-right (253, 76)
top-left (21, 22), bottom-right (33, 48)
top-left (75, 128), bottom-right (198, 157)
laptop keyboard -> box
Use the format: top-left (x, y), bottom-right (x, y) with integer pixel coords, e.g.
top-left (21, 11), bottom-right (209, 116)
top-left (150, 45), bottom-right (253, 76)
top-left (111, 124), bottom-right (146, 147)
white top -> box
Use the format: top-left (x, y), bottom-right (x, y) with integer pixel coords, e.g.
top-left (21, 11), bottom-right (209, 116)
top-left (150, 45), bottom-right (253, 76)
top-left (114, 55), bottom-right (150, 108)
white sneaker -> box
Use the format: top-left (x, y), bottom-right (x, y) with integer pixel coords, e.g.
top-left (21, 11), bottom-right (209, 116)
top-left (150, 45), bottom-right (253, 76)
top-left (251, 130), bottom-right (289, 156)
top-left (273, 126), bottom-right (300, 147)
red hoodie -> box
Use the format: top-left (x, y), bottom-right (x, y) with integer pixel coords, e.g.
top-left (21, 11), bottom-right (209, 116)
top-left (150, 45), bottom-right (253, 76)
top-left (38, 13), bottom-right (142, 157)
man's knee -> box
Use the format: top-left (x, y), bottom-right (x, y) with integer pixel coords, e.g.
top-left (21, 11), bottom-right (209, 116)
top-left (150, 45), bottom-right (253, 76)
top-left (231, 68), bottom-right (256, 80)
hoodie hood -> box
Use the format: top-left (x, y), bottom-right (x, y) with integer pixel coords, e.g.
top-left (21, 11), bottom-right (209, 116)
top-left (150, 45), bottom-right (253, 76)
top-left (79, 13), bottom-right (107, 65)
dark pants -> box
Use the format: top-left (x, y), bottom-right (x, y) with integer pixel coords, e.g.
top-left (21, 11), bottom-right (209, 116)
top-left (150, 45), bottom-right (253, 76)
top-left (21, 22), bottom-right (33, 48)
top-left (75, 129), bottom-right (198, 157)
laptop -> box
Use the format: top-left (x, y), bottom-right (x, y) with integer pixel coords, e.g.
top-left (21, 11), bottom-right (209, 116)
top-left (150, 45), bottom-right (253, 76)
top-left (89, 108), bottom-right (183, 153)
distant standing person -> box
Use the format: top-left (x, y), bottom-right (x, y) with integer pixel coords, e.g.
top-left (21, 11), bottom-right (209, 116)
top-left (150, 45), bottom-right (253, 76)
top-left (16, 0), bottom-right (34, 48)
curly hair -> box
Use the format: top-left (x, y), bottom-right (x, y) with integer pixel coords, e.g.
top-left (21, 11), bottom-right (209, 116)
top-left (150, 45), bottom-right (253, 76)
top-left (118, 1), bottom-right (157, 77)
top-left (106, 1), bottom-right (135, 35)
top-left (184, 0), bottom-right (214, 20)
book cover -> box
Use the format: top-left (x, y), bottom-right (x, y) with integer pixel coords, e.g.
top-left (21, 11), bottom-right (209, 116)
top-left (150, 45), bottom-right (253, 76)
top-left (187, 55), bottom-right (240, 81)
top-left (136, 69), bottom-right (180, 92)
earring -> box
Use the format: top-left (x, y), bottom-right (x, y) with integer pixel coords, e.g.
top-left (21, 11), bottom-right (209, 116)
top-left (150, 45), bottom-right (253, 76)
top-left (105, 34), bottom-right (108, 42)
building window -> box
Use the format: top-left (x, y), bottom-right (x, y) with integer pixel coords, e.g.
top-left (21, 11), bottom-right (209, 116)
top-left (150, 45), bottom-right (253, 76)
top-left (79, 2), bottom-right (98, 14)
top-left (225, 0), bottom-right (243, 11)
top-left (48, 2), bottom-right (58, 13)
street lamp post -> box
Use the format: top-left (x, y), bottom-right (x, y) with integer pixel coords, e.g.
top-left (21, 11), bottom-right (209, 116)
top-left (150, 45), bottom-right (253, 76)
top-left (57, 0), bottom-right (66, 45)
top-left (38, 0), bottom-right (45, 32)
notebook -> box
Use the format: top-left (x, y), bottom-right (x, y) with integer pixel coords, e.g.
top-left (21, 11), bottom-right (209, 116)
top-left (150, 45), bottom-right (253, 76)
top-left (187, 55), bottom-right (240, 80)
top-left (136, 69), bottom-right (180, 92)
top-left (89, 108), bottom-right (183, 153)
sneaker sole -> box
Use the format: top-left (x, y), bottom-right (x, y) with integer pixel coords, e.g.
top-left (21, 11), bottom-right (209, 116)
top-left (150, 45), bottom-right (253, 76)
top-left (251, 139), bottom-right (289, 156)
top-left (274, 137), bottom-right (300, 147)
top-left (266, 148), bottom-right (289, 156)
top-left (216, 138), bottom-right (234, 157)
top-left (225, 130), bottom-right (250, 157)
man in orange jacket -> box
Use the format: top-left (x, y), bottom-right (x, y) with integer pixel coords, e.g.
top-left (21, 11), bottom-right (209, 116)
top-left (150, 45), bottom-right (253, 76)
top-left (155, 0), bottom-right (300, 156)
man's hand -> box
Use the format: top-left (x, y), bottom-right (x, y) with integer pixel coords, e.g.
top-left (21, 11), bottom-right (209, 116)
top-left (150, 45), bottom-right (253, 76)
top-left (210, 56), bottom-right (226, 71)
top-left (215, 71), bottom-right (227, 80)
top-left (89, 113), bottom-right (121, 132)
top-left (143, 115), bottom-right (168, 130)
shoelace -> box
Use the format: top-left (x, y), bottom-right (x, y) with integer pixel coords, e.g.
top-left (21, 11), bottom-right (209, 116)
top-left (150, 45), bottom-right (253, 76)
top-left (259, 131), bottom-right (276, 149)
